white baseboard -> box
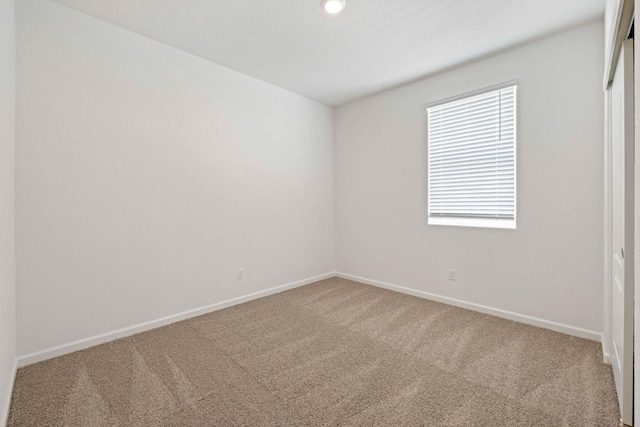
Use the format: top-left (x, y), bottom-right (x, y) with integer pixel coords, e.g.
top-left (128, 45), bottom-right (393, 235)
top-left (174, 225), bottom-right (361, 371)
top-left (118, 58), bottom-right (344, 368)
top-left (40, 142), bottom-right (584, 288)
top-left (16, 271), bottom-right (606, 368)
top-left (1, 358), bottom-right (17, 427)
top-left (337, 272), bottom-right (603, 342)
top-left (17, 272), bottom-right (336, 368)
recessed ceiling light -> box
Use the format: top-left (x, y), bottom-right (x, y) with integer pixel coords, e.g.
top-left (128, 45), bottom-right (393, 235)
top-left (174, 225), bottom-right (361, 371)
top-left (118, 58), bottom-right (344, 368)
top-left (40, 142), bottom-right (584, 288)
top-left (322, 0), bottom-right (345, 14)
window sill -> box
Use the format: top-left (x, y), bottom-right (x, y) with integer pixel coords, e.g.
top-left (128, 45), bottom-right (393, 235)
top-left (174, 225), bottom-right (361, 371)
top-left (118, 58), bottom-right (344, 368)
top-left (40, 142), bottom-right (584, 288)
top-left (428, 217), bottom-right (516, 230)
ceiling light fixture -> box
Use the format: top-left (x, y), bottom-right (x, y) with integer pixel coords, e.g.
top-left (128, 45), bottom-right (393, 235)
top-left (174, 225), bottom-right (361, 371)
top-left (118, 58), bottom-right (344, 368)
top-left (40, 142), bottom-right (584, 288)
top-left (322, 0), bottom-right (345, 14)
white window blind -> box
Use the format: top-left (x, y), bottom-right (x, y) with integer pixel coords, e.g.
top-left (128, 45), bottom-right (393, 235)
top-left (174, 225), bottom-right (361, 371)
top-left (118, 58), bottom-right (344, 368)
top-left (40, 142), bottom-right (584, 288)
top-left (427, 85), bottom-right (516, 229)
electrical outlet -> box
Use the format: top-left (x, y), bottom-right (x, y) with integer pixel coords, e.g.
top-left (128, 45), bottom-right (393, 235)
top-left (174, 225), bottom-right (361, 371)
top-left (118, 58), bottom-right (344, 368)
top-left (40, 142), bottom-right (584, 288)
top-left (237, 268), bottom-right (244, 280)
top-left (448, 269), bottom-right (456, 281)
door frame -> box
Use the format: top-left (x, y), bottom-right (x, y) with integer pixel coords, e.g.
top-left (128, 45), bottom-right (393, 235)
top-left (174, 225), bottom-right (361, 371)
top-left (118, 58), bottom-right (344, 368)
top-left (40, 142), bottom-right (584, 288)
top-left (604, 0), bottom-right (634, 90)
top-left (605, 84), bottom-right (613, 365)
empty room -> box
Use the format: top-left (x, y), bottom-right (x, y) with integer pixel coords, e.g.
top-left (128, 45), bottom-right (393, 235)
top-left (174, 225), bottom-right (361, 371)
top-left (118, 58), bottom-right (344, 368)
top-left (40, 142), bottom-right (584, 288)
top-left (1, 0), bottom-right (639, 426)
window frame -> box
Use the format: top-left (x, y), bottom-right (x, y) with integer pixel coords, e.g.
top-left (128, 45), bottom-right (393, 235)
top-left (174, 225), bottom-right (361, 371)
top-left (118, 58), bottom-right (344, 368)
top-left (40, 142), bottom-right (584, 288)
top-left (426, 81), bottom-right (518, 230)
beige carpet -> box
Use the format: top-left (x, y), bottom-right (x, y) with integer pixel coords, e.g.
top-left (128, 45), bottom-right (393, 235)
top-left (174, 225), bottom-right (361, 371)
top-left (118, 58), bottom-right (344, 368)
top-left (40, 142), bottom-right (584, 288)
top-left (8, 277), bottom-right (619, 426)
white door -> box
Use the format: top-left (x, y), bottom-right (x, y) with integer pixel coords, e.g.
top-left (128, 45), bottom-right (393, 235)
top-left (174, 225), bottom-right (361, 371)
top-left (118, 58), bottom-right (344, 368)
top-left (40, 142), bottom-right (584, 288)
top-left (611, 38), bottom-right (634, 426)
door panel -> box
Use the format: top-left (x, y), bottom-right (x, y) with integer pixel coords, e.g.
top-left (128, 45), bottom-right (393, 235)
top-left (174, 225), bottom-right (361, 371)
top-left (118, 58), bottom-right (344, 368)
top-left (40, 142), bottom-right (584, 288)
top-left (610, 38), bottom-right (634, 426)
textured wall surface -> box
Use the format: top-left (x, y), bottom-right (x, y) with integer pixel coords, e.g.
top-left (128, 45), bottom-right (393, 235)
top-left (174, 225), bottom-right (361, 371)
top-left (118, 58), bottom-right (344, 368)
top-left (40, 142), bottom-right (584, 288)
top-left (16, 0), bottom-right (335, 357)
top-left (336, 22), bottom-right (605, 334)
top-left (0, 0), bottom-right (15, 423)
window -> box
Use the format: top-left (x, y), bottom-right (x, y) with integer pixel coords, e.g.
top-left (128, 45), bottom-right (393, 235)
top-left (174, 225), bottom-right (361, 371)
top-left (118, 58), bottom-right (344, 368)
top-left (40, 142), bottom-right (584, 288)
top-left (427, 84), bottom-right (517, 229)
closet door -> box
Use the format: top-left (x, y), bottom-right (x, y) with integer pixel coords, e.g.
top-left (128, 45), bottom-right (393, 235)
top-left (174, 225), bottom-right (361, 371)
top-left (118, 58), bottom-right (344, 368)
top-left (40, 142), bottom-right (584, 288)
top-left (610, 38), bottom-right (634, 426)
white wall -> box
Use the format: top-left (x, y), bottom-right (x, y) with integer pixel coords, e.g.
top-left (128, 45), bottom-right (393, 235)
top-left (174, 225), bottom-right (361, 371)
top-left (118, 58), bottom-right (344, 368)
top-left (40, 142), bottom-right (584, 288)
top-left (336, 21), bottom-right (605, 335)
top-left (0, 0), bottom-right (15, 422)
top-left (16, 0), bottom-right (335, 357)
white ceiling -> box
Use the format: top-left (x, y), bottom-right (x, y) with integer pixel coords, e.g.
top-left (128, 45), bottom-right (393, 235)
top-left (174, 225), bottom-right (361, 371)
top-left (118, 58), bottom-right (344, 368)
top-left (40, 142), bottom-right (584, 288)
top-left (50, 0), bottom-right (604, 106)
